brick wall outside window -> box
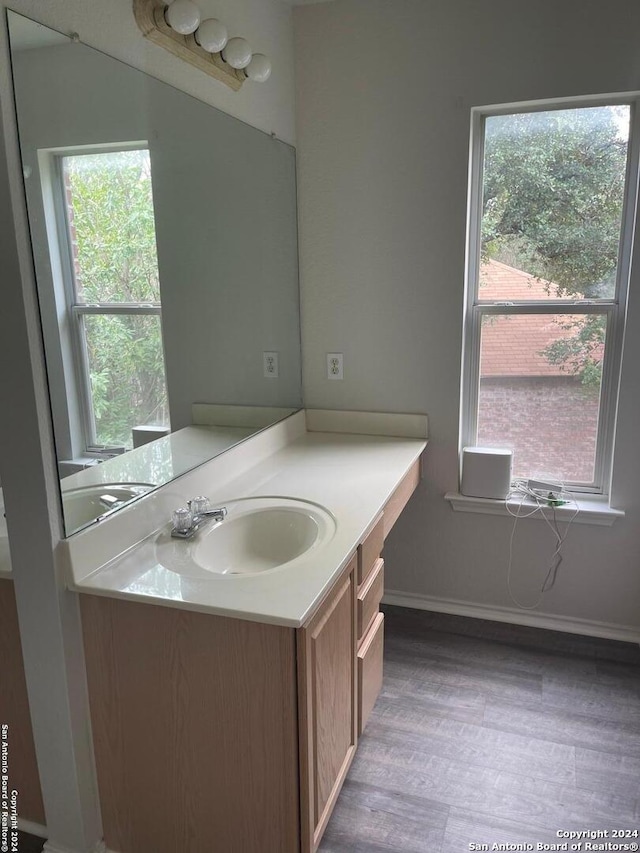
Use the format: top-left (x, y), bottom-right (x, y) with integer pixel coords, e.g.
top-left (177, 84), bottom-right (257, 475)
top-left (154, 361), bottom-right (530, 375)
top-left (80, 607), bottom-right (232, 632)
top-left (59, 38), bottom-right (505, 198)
top-left (477, 377), bottom-right (600, 483)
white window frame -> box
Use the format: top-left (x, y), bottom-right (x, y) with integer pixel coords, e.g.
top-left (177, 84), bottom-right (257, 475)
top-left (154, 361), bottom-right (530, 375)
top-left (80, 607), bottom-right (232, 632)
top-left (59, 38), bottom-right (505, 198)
top-left (461, 95), bottom-right (640, 496)
top-left (41, 143), bottom-right (166, 456)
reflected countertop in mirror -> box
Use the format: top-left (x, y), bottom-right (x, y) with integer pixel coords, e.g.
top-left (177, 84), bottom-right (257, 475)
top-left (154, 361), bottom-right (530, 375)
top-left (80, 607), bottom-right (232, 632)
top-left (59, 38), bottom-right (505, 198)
top-left (8, 11), bottom-right (303, 537)
top-left (60, 425), bottom-right (253, 535)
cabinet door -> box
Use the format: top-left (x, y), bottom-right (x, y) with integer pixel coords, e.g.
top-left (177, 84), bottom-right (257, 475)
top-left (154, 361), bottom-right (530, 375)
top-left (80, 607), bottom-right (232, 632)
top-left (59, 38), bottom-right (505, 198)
top-left (298, 556), bottom-right (357, 853)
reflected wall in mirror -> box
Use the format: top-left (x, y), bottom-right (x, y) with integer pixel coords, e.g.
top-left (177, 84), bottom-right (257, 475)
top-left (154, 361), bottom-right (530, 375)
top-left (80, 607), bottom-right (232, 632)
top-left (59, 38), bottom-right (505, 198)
top-left (8, 11), bottom-right (302, 536)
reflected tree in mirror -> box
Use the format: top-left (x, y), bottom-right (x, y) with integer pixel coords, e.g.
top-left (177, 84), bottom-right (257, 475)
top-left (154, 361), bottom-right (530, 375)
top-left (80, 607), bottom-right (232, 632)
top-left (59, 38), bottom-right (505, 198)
top-left (63, 149), bottom-right (169, 449)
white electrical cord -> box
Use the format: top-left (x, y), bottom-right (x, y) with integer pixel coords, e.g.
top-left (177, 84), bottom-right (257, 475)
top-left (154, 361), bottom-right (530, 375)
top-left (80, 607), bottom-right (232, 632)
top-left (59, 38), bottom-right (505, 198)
top-left (505, 480), bottom-right (580, 610)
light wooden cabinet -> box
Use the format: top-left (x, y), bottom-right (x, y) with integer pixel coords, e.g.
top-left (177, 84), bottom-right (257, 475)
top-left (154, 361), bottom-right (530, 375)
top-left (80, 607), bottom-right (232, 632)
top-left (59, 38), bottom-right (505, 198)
top-left (298, 556), bottom-right (357, 853)
top-left (81, 456), bottom-right (423, 853)
top-left (82, 558), bottom-right (359, 853)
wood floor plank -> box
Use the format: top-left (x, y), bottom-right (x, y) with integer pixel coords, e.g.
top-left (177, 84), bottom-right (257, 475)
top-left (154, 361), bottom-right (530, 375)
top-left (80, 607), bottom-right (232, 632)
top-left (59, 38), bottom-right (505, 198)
top-left (345, 749), bottom-right (639, 828)
top-left (544, 671), bottom-right (640, 702)
top-left (594, 658), bottom-right (640, 685)
top-left (439, 807), bottom-right (564, 853)
top-left (319, 778), bottom-right (449, 853)
top-left (376, 677), bottom-right (485, 726)
top-left (385, 628), bottom-right (599, 680)
top-left (358, 716), bottom-right (576, 785)
top-left (384, 640), bottom-right (544, 703)
top-left (380, 672), bottom-right (487, 725)
top-left (576, 747), bottom-right (640, 796)
top-left (483, 696), bottom-right (640, 757)
top-left (542, 674), bottom-right (640, 723)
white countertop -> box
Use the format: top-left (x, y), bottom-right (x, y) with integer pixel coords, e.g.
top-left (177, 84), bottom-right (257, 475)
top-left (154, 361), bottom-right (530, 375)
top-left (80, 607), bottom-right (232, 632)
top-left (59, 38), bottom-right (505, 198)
top-left (64, 413), bottom-right (427, 628)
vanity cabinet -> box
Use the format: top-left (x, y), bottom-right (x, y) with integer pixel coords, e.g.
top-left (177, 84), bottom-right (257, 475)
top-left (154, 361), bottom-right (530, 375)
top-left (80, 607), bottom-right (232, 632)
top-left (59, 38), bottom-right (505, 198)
top-left (80, 595), bottom-right (301, 853)
top-left (81, 560), bottom-right (358, 853)
top-left (80, 455), bottom-right (423, 853)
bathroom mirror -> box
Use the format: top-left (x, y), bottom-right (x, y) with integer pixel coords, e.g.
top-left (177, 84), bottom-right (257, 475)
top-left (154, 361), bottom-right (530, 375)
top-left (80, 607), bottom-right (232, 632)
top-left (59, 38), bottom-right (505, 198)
top-left (7, 11), bottom-right (302, 536)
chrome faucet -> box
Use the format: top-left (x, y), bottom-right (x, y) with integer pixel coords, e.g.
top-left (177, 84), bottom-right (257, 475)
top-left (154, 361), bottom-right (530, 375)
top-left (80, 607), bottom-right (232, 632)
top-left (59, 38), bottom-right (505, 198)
top-left (171, 497), bottom-right (227, 539)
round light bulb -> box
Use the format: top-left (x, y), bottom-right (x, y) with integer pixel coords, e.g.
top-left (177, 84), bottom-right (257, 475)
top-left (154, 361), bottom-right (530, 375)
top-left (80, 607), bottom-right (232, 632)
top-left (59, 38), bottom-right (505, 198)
top-left (164, 0), bottom-right (201, 35)
top-left (245, 53), bottom-right (271, 83)
top-left (195, 18), bottom-right (228, 53)
top-left (221, 37), bottom-right (252, 70)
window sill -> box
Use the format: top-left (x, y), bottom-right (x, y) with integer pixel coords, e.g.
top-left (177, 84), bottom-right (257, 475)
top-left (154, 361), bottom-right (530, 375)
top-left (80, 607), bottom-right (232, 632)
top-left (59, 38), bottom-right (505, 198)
top-left (444, 492), bottom-right (624, 527)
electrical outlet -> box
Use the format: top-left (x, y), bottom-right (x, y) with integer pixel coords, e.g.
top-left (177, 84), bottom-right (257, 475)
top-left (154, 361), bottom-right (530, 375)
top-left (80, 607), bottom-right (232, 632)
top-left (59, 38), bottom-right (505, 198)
top-left (263, 351), bottom-right (279, 378)
top-left (327, 352), bottom-right (343, 380)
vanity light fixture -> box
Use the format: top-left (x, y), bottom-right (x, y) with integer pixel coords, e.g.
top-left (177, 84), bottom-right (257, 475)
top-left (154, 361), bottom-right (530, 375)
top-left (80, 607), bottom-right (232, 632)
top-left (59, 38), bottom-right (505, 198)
top-left (133, 0), bottom-right (271, 90)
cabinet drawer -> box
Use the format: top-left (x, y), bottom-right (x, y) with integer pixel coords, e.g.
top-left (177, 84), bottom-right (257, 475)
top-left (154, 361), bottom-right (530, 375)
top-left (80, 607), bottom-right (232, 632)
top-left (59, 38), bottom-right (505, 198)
top-left (357, 612), bottom-right (384, 735)
top-left (357, 514), bottom-right (384, 586)
top-left (357, 558), bottom-right (383, 643)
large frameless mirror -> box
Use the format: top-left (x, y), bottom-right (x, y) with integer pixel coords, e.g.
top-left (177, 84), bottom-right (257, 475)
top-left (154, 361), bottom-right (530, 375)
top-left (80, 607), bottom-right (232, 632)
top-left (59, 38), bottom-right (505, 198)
top-left (7, 11), bottom-right (302, 535)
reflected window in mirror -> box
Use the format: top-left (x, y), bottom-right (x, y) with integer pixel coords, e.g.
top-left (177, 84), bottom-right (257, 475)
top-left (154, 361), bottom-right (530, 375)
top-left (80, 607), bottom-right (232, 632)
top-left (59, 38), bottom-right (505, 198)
top-left (45, 147), bottom-right (169, 455)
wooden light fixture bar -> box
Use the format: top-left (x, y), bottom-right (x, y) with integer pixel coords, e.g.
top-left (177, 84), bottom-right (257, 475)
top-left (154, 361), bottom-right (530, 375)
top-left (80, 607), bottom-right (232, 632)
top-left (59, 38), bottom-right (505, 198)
top-left (132, 0), bottom-right (245, 91)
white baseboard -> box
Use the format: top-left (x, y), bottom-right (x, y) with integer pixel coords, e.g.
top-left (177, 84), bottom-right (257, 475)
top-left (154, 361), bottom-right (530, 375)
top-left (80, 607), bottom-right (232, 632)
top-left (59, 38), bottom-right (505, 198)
top-left (383, 589), bottom-right (640, 645)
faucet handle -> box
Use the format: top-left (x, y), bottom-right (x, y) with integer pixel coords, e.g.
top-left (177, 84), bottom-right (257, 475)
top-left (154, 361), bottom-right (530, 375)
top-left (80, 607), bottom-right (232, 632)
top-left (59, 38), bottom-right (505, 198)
top-left (172, 507), bottom-right (193, 534)
top-left (188, 496), bottom-right (210, 516)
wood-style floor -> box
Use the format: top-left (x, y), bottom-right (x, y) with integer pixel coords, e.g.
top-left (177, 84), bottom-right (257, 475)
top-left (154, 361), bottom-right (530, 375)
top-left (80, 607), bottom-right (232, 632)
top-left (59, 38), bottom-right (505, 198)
top-left (16, 831), bottom-right (44, 852)
top-left (20, 605), bottom-right (640, 852)
top-left (319, 604), bottom-right (640, 853)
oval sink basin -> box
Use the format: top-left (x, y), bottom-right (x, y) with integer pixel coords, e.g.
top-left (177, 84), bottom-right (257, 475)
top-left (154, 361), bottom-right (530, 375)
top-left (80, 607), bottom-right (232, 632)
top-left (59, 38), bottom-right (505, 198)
top-left (62, 482), bottom-right (155, 532)
top-left (155, 496), bottom-right (336, 578)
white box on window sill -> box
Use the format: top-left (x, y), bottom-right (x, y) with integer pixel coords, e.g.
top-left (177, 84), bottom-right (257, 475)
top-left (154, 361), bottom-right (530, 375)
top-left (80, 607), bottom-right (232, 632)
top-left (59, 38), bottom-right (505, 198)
top-left (460, 446), bottom-right (513, 500)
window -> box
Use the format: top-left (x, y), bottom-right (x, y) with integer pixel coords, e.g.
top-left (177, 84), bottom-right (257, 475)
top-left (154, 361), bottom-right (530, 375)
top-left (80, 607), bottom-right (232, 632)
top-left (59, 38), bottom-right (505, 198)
top-left (462, 102), bottom-right (638, 494)
top-left (53, 148), bottom-right (169, 453)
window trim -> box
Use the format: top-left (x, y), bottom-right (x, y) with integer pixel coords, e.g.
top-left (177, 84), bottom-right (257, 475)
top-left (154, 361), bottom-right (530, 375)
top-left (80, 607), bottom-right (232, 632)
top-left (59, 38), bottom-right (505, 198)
top-left (461, 95), bottom-right (640, 496)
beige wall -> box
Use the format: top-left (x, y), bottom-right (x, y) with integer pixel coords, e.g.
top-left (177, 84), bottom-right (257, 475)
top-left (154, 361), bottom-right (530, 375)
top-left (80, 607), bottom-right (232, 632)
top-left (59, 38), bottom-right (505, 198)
top-left (294, 0), bottom-right (640, 632)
